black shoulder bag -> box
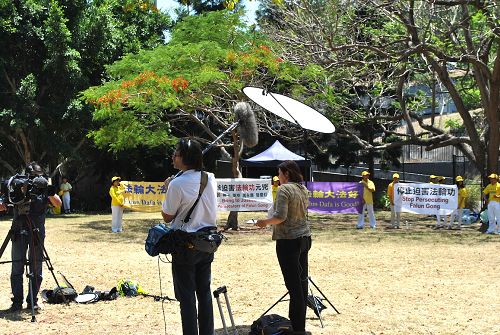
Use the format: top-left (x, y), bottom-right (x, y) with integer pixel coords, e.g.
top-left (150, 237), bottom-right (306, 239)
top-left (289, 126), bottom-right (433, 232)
top-left (182, 171), bottom-right (224, 253)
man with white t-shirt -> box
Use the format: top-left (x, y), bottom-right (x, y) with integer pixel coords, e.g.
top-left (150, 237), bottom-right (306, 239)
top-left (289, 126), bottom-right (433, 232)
top-left (161, 138), bottom-right (218, 335)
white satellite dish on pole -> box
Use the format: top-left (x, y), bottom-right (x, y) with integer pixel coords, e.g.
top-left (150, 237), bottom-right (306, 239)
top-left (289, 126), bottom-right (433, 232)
top-left (242, 87), bottom-right (335, 134)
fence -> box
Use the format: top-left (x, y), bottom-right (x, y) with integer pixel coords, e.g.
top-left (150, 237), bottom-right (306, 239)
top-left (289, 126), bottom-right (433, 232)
top-left (400, 145), bottom-right (461, 163)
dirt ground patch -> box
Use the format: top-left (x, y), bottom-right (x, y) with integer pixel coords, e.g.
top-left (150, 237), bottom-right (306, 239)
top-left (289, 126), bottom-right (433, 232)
top-left (0, 211), bottom-right (499, 335)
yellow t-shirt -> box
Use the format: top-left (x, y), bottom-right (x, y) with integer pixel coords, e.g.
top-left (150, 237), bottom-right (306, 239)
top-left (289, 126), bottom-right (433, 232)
top-left (109, 185), bottom-right (125, 206)
top-left (360, 179), bottom-right (375, 205)
top-left (483, 183), bottom-right (500, 203)
top-left (457, 187), bottom-right (468, 209)
top-left (272, 185), bottom-right (279, 202)
top-left (387, 181), bottom-right (396, 203)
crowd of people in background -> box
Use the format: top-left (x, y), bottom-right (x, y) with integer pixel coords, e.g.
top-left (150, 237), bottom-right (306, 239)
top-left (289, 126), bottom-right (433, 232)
top-left (352, 170), bottom-right (500, 234)
top-left (102, 169), bottom-right (500, 235)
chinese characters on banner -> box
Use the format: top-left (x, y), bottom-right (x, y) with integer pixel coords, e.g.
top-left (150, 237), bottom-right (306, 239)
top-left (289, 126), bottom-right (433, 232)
top-left (121, 181), bottom-right (166, 212)
top-left (121, 180), bottom-right (457, 216)
top-left (307, 182), bottom-right (363, 214)
top-left (216, 178), bottom-right (273, 212)
top-left (120, 180), bottom-right (364, 213)
top-left (394, 182), bottom-right (458, 215)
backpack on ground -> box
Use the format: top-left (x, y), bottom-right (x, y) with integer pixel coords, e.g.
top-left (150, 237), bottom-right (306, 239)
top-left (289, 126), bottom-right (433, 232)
top-left (249, 314), bottom-right (293, 335)
top-left (42, 286), bottom-right (78, 304)
top-left (479, 210), bottom-right (488, 233)
top-left (41, 272), bottom-right (78, 304)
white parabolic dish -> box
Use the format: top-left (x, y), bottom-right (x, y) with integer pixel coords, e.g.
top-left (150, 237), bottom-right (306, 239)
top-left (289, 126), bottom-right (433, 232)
top-left (242, 87), bottom-right (335, 134)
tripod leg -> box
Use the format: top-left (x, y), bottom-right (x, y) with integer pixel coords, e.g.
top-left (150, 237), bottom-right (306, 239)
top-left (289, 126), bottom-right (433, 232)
top-left (260, 291), bottom-right (289, 318)
top-left (308, 277), bottom-right (340, 314)
top-left (26, 262), bottom-right (37, 322)
top-left (28, 223), bottom-right (68, 304)
top-left (0, 230), bottom-right (13, 260)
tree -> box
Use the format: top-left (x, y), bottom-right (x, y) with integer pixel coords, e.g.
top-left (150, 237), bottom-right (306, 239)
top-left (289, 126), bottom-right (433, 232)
top-left (0, 0), bottom-right (171, 177)
top-left (259, 0), bottom-right (500, 176)
top-left (82, 10), bottom-right (319, 227)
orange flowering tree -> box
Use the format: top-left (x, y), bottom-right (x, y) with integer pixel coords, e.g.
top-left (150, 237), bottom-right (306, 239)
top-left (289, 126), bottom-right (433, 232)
top-left (82, 10), bottom-right (330, 229)
top-left (82, 10), bottom-right (307, 155)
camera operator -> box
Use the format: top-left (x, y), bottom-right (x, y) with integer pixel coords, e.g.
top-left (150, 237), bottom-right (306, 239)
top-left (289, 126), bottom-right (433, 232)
top-left (7, 162), bottom-right (49, 312)
top-left (161, 138), bottom-right (218, 335)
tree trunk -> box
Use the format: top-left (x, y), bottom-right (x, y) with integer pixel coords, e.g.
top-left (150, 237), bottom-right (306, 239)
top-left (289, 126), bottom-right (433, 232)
top-left (224, 130), bottom-right (243, 230)
top-left (225, 211), bottom-right (239, 231)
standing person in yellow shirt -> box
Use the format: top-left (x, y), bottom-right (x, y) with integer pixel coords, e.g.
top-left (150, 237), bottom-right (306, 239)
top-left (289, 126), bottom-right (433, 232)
top-left (59, 177), bottom-right (72, 214)
top-left (109, 176), bottom-right (125, 233)
top-left (356, 171), bottom-right (377, 229)
top-left (272, 176), bottom-right (280, 202)
top-left (482, 173), bottom-right (500, 234)
top-left (387, 173), bottom-right (400, 229)
top-left (449, 176), bottom-right (467, 229)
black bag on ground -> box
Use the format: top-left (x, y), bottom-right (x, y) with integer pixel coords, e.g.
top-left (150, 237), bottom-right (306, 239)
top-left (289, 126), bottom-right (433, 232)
top-left (42, 271), bottom-right (78, 304)
top-left (249, 314), bottom-right (293, 335)
top-left (42, 287), bottom-right (78, 304)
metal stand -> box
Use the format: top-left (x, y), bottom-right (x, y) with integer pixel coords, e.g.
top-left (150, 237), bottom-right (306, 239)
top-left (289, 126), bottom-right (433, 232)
top-left (0, 217), bottom-right (65, 322)
top-left (213, 286), bottom-right (238, 335)
top-left (260, 276), bottom-right (339, 328)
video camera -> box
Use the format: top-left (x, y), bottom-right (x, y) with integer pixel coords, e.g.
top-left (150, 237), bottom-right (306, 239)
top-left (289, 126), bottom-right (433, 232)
top-left (0, 174), bottom-right (50, 206)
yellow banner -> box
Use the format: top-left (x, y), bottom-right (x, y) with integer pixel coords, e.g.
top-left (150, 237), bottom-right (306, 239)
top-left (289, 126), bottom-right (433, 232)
top-left (121, 178), bottom-right (273, 213)
top-left (121, 181), bottom-right (165, 212)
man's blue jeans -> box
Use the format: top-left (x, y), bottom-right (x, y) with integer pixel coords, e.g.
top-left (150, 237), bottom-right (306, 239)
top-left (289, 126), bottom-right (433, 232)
top-left (11, 225), bottom-right (45, 305)
top-left (172, 248), bottom-right (214, 335)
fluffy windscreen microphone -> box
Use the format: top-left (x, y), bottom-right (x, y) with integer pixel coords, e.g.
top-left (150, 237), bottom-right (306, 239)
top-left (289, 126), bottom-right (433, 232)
top-left (234, 102), bottom-right (258, 148)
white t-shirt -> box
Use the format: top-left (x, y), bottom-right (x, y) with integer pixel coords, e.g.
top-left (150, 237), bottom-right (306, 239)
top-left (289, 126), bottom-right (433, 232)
top-left (161, 169), bottom-right (217, 232)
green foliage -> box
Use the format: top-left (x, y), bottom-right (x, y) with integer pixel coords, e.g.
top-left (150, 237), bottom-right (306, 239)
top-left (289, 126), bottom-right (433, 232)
top-left (376, 190), bottom-right (390, 210)
top-left (82, 10), bottom-right (300, 152)
top-left (0, 0), bottom-right (171, 174)
top-left (444, 118), bottom-right (465, 133)
top-left (464, 182), bottom-right (482, 212)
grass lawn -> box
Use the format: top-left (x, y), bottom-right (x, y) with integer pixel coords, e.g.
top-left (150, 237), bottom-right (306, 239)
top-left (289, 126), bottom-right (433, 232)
top-left (0, 210), bottom-right (498, 334)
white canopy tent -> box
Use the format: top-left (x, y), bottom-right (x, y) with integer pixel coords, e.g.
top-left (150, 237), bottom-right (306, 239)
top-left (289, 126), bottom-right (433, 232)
top-left (241, 140), bottom-right (312, 180)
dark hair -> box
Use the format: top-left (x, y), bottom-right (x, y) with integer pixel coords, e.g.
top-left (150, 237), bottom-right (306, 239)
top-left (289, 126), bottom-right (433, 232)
top-left (456, 181), bottom-right (465, 189)
top-left (177, 138), bottom-right (203, 170)
top-left (278, 160), bottom-right (303, 183)
top-left (26, 162), bottom-right (43, 175)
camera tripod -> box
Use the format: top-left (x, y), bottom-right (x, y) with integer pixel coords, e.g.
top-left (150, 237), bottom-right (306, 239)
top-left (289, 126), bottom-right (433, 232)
top-left (0, 216), bottom-right (64, 322)
top-left (261, 276), bottom-right (339, 328)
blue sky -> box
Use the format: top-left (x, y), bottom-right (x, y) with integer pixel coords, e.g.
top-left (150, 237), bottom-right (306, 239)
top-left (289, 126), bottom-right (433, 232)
top-left (156, 0), bottom-right (260, 25)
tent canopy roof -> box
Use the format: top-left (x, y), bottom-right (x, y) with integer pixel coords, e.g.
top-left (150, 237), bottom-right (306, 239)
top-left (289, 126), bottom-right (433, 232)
top-left (241, 140), bottom-right (311, 167)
